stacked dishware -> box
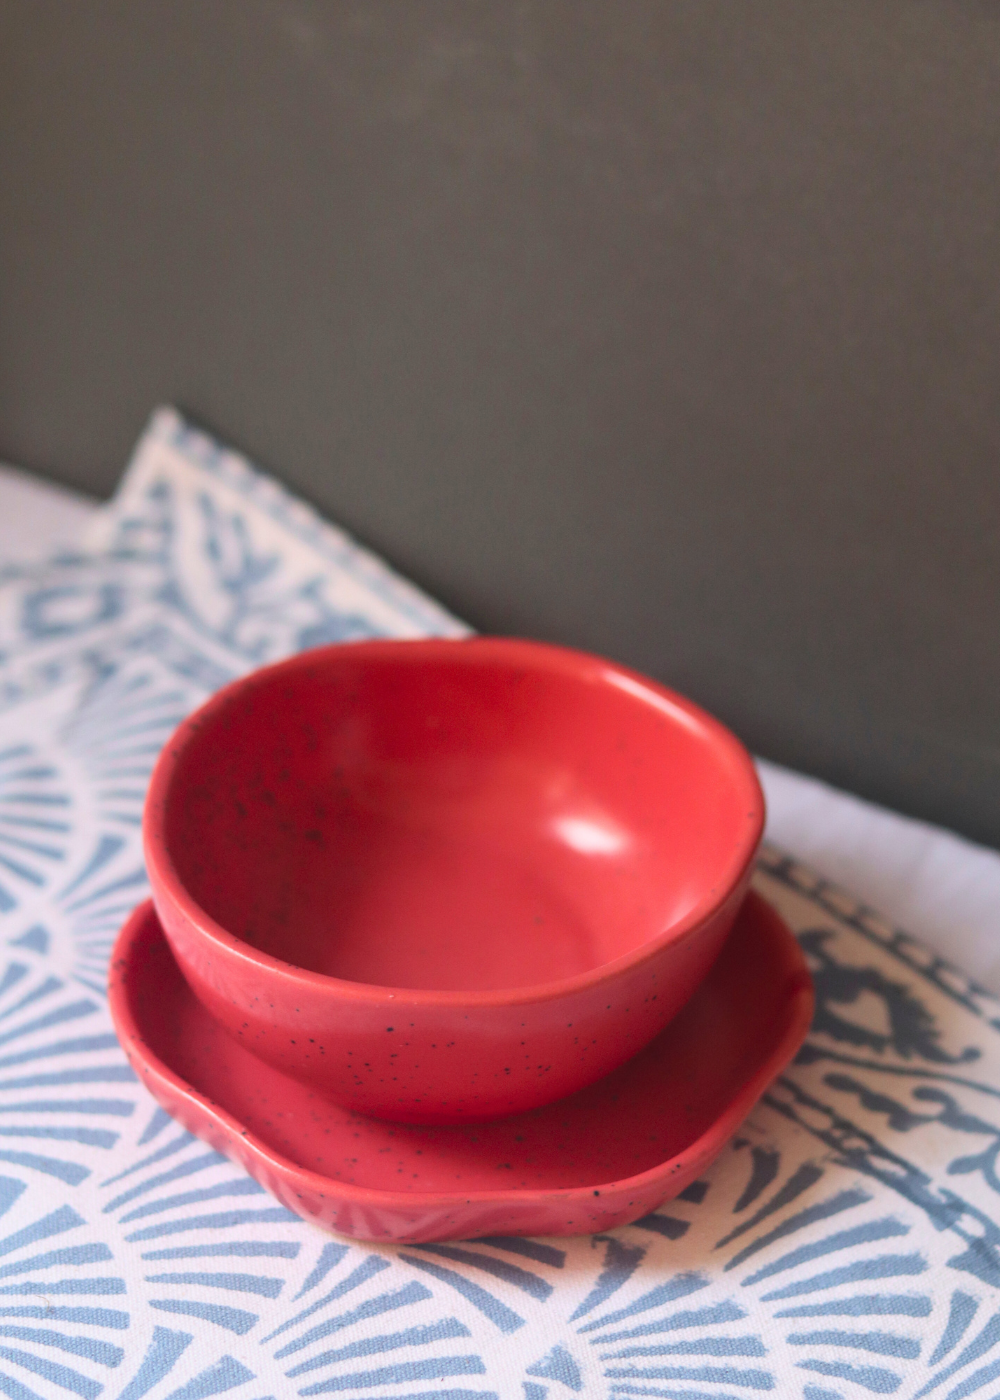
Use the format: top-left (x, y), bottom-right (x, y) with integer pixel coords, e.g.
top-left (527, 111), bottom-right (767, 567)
top-left (109, 638), bottom-right (812, 1242)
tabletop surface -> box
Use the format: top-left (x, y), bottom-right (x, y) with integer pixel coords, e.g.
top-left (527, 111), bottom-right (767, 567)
top-left (0, 410), bottom-right (997, 1399)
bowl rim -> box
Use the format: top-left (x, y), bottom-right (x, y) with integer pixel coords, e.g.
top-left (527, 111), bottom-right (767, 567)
top-left (142, 635), bottom-right (765, 1009)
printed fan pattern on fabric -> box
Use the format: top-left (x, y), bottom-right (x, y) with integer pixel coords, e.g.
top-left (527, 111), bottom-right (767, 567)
top-left (0, 407), bottom-right (996, 1398)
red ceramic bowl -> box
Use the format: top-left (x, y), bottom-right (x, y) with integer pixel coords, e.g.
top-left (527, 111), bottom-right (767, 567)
top-left (143, 637), bottom-right (764, 1124)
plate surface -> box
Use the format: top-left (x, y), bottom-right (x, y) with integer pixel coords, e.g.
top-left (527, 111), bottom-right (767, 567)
top-left (109, 891), bottom-right (812, 1242)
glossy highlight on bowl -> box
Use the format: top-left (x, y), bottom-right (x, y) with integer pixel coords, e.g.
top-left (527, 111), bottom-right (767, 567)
top-left (143, 637), bottom-right (765, 1123)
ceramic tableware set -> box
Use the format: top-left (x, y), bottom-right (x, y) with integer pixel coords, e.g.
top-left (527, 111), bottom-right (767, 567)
top-left (109, 638), bottom-right (813, 1243)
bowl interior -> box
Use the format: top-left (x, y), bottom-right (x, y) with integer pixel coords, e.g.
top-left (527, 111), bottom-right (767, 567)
top-left (157, 642), bottom-right (760, 991)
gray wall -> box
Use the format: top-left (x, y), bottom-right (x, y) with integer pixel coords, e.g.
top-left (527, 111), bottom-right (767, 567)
top-left (1, 1), bottom-right (998, 846)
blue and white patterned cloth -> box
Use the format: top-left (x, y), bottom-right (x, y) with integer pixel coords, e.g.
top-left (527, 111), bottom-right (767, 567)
top-left (0, 407), bottom-right (998, 1400)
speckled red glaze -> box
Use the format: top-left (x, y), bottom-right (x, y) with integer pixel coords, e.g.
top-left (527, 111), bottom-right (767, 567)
top-left (109, 893), bottom-right (813, 1242)
top-left (143, 637), bottom-right (764, 1123)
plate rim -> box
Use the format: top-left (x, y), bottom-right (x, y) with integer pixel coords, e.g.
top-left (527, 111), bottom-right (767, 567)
top-left (109, 892), bottom-right (813, 1221)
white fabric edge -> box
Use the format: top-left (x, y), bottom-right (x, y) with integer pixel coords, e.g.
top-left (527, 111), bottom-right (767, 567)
top-left (0, 461), bottom-right (99, 557)
top-left (759, 757), bottom-right (1000, 991)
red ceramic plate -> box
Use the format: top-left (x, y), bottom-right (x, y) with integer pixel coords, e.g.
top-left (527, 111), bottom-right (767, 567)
top-left (109, 892), bottom-right (812, 1243)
